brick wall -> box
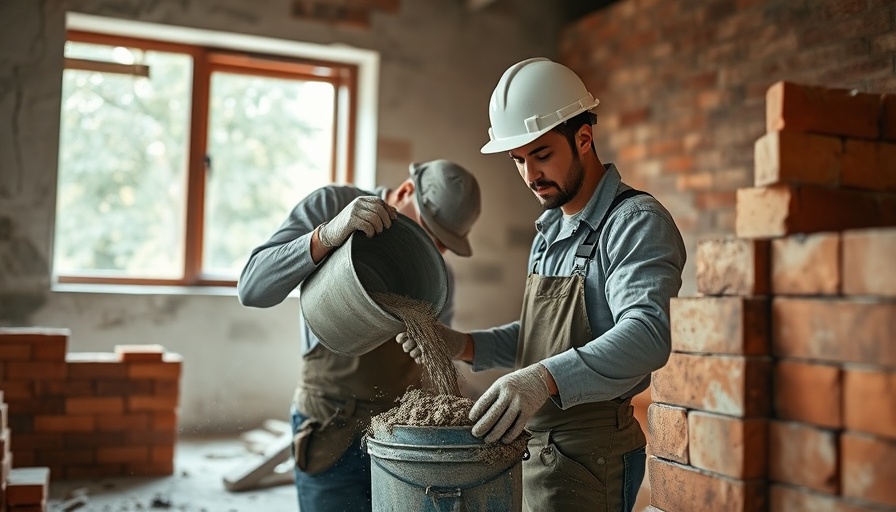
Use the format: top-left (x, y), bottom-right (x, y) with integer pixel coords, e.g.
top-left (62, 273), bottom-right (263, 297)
top-left (560, 0), bottom-right (896, 291)
top-left (647, 81), bottom-right (896, 511)
top-left (0, 328), bottom-right (181, 481)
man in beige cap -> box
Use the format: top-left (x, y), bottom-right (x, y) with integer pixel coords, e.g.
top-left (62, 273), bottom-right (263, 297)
top-left (237, 159), bottom-right (481, 512)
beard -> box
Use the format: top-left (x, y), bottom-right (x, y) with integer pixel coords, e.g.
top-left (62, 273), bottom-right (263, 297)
top-left (530, 155), bottom-right (586, 210)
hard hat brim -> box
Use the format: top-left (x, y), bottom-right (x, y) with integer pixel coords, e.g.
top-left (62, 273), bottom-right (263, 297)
top-left (479, 130), bottom-right (545, 154)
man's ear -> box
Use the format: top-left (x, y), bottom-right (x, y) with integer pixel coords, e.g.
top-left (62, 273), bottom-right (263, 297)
top-left (396, 179), bottom-right (415, 204)
top-left (576, 124), bottom-right (593, 155)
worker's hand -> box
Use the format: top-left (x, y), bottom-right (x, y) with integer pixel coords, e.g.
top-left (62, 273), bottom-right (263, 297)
top-left (469, 363), bottom-right (551, 444)
top-left (318, 196), bottom-right (398, 248)
top-left (396, 324), bottom-right (468, 364)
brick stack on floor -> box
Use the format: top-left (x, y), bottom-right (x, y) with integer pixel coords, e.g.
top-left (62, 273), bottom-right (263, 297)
top-left (646, 81), bottom-right (896, 512)
top-left (0, 328), bottom-right (182, 481)
top-left (1, 390), bottom-right (51, 511)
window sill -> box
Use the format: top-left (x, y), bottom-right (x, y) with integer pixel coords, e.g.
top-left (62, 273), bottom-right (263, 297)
top-left (50, 282), bottom-right (248, 298)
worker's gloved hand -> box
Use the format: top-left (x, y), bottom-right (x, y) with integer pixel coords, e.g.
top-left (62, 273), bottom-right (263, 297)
top-left (469, 363), bottom-right (551, 444)
top-left (318, 196), bottom-right (398, 248)
top-left (396, 324), bottom-right (468, 364)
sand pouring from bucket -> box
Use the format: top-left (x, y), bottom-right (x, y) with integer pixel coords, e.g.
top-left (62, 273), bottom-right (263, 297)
top-left (299, 214), bottom-right (449, 357)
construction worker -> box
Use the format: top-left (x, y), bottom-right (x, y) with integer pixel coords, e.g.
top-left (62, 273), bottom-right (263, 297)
top-left (398, 58), bottom-right (686, 511)
top-left (237, 160), bottom-right (481, 511)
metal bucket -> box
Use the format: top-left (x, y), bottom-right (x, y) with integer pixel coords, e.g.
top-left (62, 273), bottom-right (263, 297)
top-left (299, 214), bottom-right (448, 356)
top-left (363, 425), bottom-right (525, 511)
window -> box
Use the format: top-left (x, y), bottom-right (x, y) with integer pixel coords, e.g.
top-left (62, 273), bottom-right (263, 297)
top-left (55, 28), bottom-right (360, 286)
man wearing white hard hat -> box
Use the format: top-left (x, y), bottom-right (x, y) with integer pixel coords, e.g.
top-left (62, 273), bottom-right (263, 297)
top-left (399, 58), bottom-right (686, 510)
top-left (238, 159), bottom-right (481, 511)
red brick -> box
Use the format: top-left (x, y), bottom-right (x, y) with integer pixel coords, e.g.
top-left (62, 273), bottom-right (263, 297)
top-left (772, 232), bottom-right (840, 295)
top-left (63, 431), bottom-right (126, 448)
top-left (65, 397), bottom-right (124, 415)
top-left (127, 395), bottom-right (178, 412)
top-left (127, 430), bottom-right (176, 445)
top-left (152, 412), bottom-right (178, 431)
top-left (11, 433), bottom-right (63, 451)
top-left (754, 130), bottom-right (842, 187)
top-left (127, 358), bottom-right (182, 379)
top-left (95, 378), bottom-right (154, 396)
top-left (29, 336), bottom-right (68, 362)
top-left (843, 228), bottom-right (896, 298)
top-left (0, 343), bottom-right (31, 360)
top-left (882, 94), bottom-right (896, 142)
top-left (688, 411), bottom-right (767, 479)
top-left (735, 185), bottom-right (896, 239)
top-left (774, 360), bottom-right (842, 429)
top-left (34, 379), bottom-right (93, 397)
top-left (94, 413), bottom-right (151, 432)
top-left (154, 379), bottom-right (179, 397)
top-left (769, 420), bottom-right (839, 494)
top-left (67, 360), bottom-right (128, 379)
top-left (765, 81), bottom-right (880, 139)
top-left (33, 414), bottom-right (94, 432)
top-left (770, 484), bottom-right (886, 512)
top-left (5, 467), bottom-right (49, 506)
top-left (647, 403), bottom-right (688, 464)
top-left (97, 446), bottom-right (149, 464)
top-left (696, 238), bottom-right (770, 296)
top-left (64, 464), bottom-right (124, 479)
top-left (36, 448), bottom-right (94, 465)
top-left (651, 353), bottom-right (772, 417)
top-left (6, 362), bottom-right (67, 380)
top-left (126, 460), bottom-right (174, 476)
top-left (772, 298), bottom-right (896, 366)
top-left (115, 344), bottom-right (165, 363)
top-left (841, 432), bottom-right (896, 507)
top-left (649, 456), bottom-right (767, 512)
top-left (151, 444), bottom-right (175, 464)
top-left (0, 380), bottom-right (33, 400)
top-left (5, 397), bottom-right (65, 415)
top-left (841, 139), bottom-right (896, 192)
top-left (670, 297), bottom-right (769, 355)
top-left (843, 367), bottom-right (896, 439)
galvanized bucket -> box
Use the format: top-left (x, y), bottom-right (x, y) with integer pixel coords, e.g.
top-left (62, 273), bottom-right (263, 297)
top-left (299, 214), bottom-right (448, 356)
top-left (363, 425), bottom-right (525, 511)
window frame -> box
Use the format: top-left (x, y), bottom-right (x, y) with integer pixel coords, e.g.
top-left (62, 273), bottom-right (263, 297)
top-left (56, 27), bottom-right (362, 288)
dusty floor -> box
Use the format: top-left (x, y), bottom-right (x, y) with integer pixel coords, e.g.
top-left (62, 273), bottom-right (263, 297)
top-left (47, 434), bottom-right (650, 512)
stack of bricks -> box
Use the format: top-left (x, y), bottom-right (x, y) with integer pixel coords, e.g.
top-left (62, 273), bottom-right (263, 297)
top-left (0, 327), bottom-right (182, 480)
top-left (646, 81), bottom-right (896, 511)
top-left (1, 391), bottom-right (51, 511)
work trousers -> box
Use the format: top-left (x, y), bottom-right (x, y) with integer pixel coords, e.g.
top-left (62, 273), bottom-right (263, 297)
top-left (291, 407), bottom-right (372, 512)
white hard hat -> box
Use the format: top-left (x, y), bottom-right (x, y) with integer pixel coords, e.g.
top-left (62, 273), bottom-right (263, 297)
top-left (480, 57), bottom-right (599, 154)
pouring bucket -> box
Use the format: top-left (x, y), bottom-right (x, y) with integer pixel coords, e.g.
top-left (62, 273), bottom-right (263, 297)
top-left (299, 214), bottom-right (448, 356)
top-left (363, 425), bottom-right (524, 511)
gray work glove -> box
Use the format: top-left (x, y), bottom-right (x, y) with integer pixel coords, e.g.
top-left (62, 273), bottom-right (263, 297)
top-left (318, 196), bottom-right (398, 248)
top-left (396, 324), bottom-right (467, 364)
top-left (469, 363), bottom-right (551, 444)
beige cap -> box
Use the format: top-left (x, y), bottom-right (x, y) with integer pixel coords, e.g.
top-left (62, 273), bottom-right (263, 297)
top-left (410, 160), bottom-right (481, 257)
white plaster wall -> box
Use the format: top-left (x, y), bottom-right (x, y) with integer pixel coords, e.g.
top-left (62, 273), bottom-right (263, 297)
top-left (1, 0), bottom-right (557, 432)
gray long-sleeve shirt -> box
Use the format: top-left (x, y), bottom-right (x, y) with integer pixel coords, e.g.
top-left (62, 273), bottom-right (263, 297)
top-left (470, 164), bottom-right (686, 408)
top-left (237, 185), bottom-right (453, 354)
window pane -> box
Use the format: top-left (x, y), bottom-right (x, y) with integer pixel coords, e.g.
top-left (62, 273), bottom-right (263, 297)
top-left (55, 41), bottom-right (191, 279)
top-left (203, 72), bottom-right (335, 277)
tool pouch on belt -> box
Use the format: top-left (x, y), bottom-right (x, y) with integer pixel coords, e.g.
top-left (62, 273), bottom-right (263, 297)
top-left (293, 398), bottom-right (365, 475)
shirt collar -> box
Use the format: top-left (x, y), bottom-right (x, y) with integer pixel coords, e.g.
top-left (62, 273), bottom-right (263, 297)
top-left (535, 163), bottom-right (621, 234)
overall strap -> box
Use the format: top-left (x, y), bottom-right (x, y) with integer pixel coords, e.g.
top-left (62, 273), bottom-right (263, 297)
top-left (572, 189), bottom-right (650, 275)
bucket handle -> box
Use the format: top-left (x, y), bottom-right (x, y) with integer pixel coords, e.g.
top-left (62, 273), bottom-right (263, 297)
top-left (425, 486), bottom-right (462, 511)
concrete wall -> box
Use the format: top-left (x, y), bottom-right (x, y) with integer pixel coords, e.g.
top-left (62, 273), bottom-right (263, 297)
top-left (0, 0), bottom-right (559, 433)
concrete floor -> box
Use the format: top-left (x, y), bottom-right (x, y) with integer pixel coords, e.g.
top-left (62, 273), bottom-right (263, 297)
top-left (47, 435), bottom-right (651, 511)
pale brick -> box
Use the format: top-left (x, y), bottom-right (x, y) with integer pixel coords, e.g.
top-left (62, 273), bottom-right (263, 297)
top-left (5, 466), bottom-right (49, 506)
top-left (696, 238), bottom-right (770, 296)
top-left (843, 228), bottom-right (896, 298)
top-left (841, 432), bottom-right (896, 508)
top-left (647, 403), bottom-right (688, 464)
top-left (772, 232), bottom-right (840, 295)
top-left (670, 297), bottom-right (769, 355)
top-left (772, 298), bottom-right (896, 367)
top-left (649, 456), bottom-right (767, 512)
top-left (651, 353), bottom-right (771, 417)
top-left (736, 185), bottom-right (896, 239)
top-left (687, 411), bottom-right (767, 479)
top-left (766, 81), bottom-right (880, 139)
top-left (769, 420), bottom-right (839, 494)
top-left (843, 367), bottom-right (896, 439)
top-left (754, 130), bottom-right (842, 187)
top-left (774, 360), bottom-right (842, 429)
